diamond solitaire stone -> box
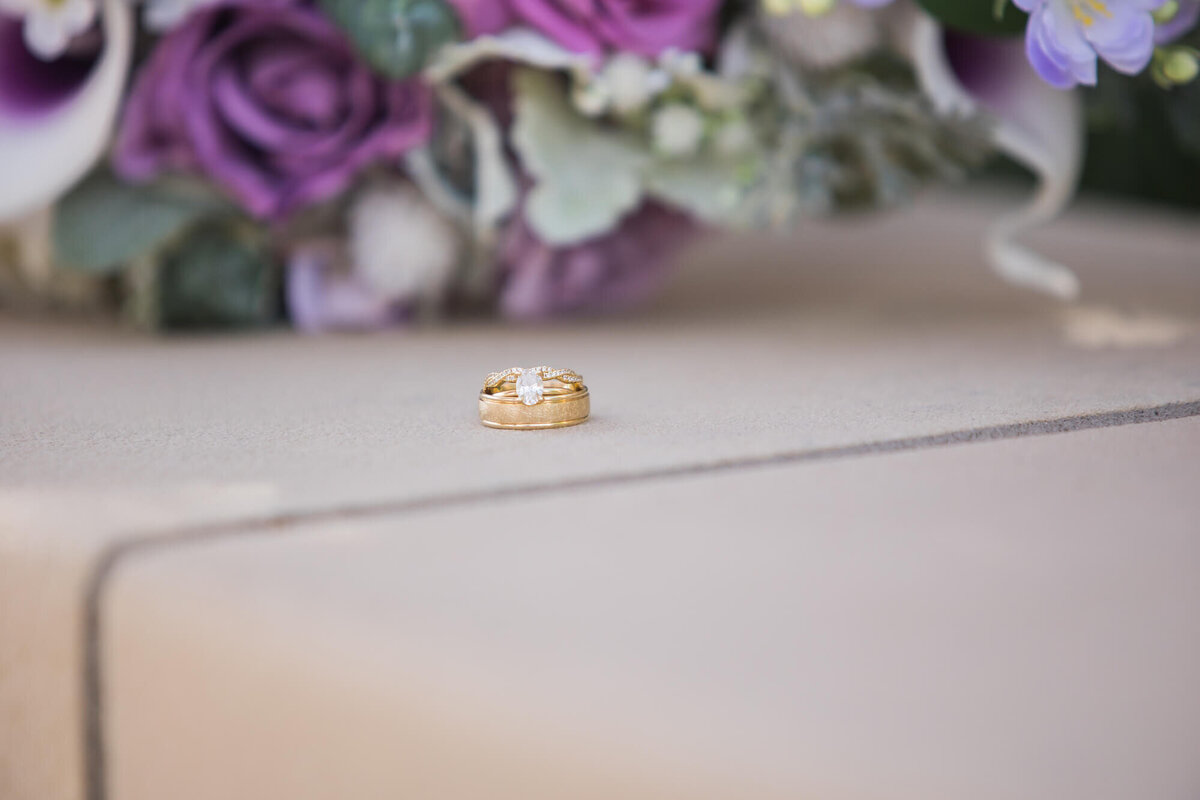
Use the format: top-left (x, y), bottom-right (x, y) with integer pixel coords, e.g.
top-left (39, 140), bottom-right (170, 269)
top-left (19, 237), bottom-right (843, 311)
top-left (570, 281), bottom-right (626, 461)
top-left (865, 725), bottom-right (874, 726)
top-left (515, 368), bottom-right (544, 405)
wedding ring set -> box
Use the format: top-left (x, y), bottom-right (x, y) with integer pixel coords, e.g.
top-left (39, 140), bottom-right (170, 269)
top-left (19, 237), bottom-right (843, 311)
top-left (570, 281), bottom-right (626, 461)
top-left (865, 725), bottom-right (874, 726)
top-left (479, 366), bottom-right (589, 430)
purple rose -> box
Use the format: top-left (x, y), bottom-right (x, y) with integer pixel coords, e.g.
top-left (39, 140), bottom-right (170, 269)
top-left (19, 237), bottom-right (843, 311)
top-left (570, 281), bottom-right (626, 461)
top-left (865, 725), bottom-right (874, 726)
top-left (498, 200), bottom-right (698, 319)
top-left (505, 0), bottom-right (723, 56)
top-left (444, 0), bottom-right (513, 37)
top-left (113, 3), bottom-right (433, 219)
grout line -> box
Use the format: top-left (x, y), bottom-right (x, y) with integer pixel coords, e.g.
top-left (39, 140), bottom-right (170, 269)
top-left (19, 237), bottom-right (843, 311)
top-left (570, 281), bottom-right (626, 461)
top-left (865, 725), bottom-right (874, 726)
top-left (81, 398), bottom-right (1200, 800)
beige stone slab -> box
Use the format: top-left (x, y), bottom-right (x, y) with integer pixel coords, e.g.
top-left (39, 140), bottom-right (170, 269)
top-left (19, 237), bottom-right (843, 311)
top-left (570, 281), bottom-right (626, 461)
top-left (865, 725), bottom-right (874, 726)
top-left (2, 193), bottom-right (1200, 800)
top-left (2, 193), bottom-right (1199, 533)
top-left (104, 416), bottom-right (1200, 800)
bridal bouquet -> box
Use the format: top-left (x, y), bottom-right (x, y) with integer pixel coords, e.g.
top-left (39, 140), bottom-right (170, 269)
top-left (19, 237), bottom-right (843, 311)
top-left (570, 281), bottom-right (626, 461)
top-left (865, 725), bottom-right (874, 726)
top-left (0, 0), bottom-right (1195, 330)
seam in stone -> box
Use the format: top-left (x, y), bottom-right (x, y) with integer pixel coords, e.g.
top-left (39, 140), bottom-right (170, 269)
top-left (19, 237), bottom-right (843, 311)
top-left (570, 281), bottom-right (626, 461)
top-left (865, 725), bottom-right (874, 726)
top-left (81, 399), bottom-right (1200, 800)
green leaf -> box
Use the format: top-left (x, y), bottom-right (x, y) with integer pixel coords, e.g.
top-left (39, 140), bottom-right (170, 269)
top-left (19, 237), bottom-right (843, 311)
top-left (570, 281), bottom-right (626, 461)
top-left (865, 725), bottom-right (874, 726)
top-left (135, 220), bottom-right (279, 331)
top-left (914, 0), bottom-right (1028, 36)
top-left (54, 170), bottom-right (227, 275)
top-left (510, 68), bottom-right (650, 245)
top-left (644, 158), bottom-right (752, 224)
top-left (320, 0), bottom-right (461, 80)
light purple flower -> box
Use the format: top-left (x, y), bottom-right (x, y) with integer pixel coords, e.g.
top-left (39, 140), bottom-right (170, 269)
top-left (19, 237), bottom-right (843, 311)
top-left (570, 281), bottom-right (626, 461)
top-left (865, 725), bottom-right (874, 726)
top-left (504, 0), bottom-right (723, 57)
top-left (286, 239), bottom-right (408, 332)
top-left (1015, 0), bottom-right (1167, 88)
top-left (112, 2), bottom-right (433, 220)
top-left (498, 199), bottom-right (698, 319)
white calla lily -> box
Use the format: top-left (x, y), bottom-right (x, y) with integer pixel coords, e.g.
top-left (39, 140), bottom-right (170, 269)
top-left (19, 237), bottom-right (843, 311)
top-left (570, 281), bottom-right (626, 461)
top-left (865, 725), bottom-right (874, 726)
top-left (890, 4), bottom-right (1085, 299)
top-left (0, 0), bottom-right (133, 222)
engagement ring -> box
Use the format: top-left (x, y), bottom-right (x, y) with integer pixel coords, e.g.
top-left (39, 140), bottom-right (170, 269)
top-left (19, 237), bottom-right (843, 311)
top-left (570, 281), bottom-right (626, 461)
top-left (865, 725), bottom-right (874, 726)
top-left (479, 367), bottom-right (589, 430)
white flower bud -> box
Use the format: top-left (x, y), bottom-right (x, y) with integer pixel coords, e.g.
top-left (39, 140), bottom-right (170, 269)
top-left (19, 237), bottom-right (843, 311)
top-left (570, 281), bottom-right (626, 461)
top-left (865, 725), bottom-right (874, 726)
top-left (1161, 47), bottom-right (1199, 84)
top-left (651, 103), bottom-right (707, 158)
top-left (571, 79), bottom-right (610, 117)
top-left (19, 0), bottom-right (95, 60)
top-left (764, 2), bottom-right (881, 71)
top-left (349, 184), bottom-right (460, 302)
top-left (604, 53), bottom-right (661, 113)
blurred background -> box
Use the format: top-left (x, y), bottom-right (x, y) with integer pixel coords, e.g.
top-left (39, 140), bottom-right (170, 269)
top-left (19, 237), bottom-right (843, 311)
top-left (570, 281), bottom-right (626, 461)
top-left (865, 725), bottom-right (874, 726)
top-left (2, 2), bottom-right (1199, 800)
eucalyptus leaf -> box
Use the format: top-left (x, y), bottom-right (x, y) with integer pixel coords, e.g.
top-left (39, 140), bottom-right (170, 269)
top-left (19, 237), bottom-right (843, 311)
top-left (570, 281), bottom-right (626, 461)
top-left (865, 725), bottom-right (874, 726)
top-left (138, 220), bottom-right (279, 330)
top-left (913, 0), bottom-right (1027, 36)
top-left (320, 0), bottom-right (461, 79)
top-left (511, 69), bottom-right (650, 245)
top-left (54, 171), bottom-right (227, 274)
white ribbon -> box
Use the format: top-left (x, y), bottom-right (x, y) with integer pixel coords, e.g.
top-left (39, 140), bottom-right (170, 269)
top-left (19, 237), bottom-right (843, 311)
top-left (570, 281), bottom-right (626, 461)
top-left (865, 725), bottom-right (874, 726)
top-left (892, 5), bottom-right (1084, 299)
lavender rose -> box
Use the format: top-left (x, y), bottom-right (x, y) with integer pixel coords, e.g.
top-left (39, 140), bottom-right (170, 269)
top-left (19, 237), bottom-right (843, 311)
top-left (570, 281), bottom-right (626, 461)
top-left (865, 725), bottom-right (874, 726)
top-left (505, 0), bottom-right (723, 57)
top-left (498, 200), bottom-right (698, 319)
top-left (113, 2), bottom-right (432, 219)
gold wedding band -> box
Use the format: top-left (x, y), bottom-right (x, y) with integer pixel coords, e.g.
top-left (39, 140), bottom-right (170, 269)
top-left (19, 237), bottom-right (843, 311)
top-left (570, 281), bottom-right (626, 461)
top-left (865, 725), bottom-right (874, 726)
top-left (479, 366), bottom-right (589, 430)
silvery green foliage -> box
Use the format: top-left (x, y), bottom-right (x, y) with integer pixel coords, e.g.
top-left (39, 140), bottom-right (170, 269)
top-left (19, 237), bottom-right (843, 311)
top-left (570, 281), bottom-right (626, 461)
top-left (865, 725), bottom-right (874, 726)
top-left (429, 30), bottom-right (760, 244)
top-left (408, 83), bottom-right (518, 235)
top-left (319, 0), bottom-right (460, 79)
top-left (402, 80), bottom-right (520, 302)
top-left (439, 23), bottom-right (989, 245)
top-left (777, 61), bottom-right (990, 215)
top-left (730, 22), bottom-right (992, 221)
top-left (419, 30), bottom-right (588, 284)
top-left (511, 69), bottom-right (649, 245)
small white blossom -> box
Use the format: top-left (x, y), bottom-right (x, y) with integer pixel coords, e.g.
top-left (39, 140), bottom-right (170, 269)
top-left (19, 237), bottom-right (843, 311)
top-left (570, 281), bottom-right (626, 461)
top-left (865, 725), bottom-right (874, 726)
top-left (573, 52), bottom-right (672, 116)
top-left (604, 53), bottom-right (668, 113)
top-left (659, 49), bottom-right (704, 76)
top-left (659, 49), bottom-right (754, 111)
top-left (713, 117), bottom-right (756, 156)
top-left (349, 184), bottom-right (460, 303)
top-left (1, 0), bottom-right (97, 60)
top-left (763, 1), bottom-right (882, 71)
top-left (136, 0), bottom-right (217, 31)
top-left (651, 103), bottom-right (707, 158)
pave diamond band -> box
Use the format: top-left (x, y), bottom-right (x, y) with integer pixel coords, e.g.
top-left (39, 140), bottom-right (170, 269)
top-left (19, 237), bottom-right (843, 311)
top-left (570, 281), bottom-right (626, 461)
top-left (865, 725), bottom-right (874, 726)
top-left (483, 366), bottom-right (584, 391)
top-left (479, 366), bottom-right (589, 430)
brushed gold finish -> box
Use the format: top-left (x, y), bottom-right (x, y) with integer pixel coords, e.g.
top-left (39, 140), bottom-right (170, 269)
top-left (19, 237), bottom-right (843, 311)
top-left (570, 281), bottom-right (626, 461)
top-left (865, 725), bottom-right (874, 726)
top-left (479, 367), bottom-right (589, 430)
